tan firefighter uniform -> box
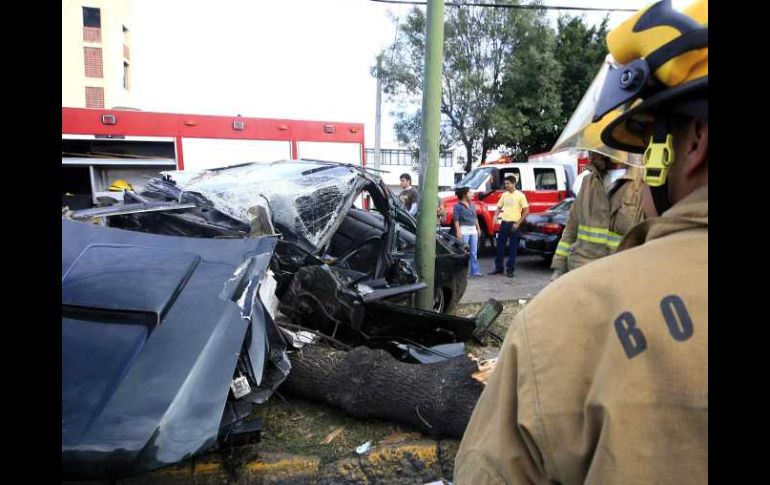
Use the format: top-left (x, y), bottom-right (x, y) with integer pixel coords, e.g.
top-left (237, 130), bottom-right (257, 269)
top-left (456, 0), bottom-right (708, 480)
top-left (551, 162), bottom-right (645, 273)
top-left (455, 186), bottom-right (707, 484)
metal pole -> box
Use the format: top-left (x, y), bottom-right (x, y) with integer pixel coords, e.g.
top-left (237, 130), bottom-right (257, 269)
top-left (415, 0), bottom-right (444, 311)
top-left (374, 57), bottom-right (382, 172)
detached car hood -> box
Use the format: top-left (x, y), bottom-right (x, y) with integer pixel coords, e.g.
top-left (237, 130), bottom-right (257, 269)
top-left (62, 219), bottom-right (279, 478)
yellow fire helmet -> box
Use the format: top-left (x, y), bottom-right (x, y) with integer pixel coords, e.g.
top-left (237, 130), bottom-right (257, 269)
top-left (593, 0), bottom-right (707, 155)
top-left (551, 57), bottom-right (635, 167)
top-left (591, 0), bottom-right (706, 215)
top-left (108, 179), bottom-right (134, 192)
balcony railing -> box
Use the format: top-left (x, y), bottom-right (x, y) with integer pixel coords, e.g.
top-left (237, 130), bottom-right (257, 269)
top-left (365, 148), bottom-right (453, 167)
top-left (83, 27), bottom-right (101, 43)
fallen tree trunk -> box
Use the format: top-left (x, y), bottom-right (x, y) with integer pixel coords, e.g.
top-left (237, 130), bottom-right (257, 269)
top-left (280, 345), bottom-right (488, 439)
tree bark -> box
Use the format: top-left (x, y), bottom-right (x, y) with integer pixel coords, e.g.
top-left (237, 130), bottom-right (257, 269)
top-left (280, 345), bottom-right (486, 439)
top-left (464, 143), bottom-right (474, 173)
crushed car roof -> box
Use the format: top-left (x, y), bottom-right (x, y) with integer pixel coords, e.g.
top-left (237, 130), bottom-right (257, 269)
top-left (159, 160), bottom-right (379, 251)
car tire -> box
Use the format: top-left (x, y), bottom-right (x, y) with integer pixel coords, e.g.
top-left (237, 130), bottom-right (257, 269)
top-left (433, 287), bottom-right (447, 313)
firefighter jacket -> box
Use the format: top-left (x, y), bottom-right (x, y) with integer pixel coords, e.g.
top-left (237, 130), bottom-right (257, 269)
top-left (551, 162), bottom-right (645, 273)
top-left (455, 186), bottom-right (708, 485)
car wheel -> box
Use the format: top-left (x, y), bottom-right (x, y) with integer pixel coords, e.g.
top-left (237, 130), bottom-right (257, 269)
top-left (541, 253), bottom-right (554, 265)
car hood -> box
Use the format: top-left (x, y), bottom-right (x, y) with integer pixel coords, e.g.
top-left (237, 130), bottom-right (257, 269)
top-left (62, 219), bottom-right (279, 478)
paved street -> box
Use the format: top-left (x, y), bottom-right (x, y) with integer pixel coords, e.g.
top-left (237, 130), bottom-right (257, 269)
top-left (459, 252), bottom-right (553, 303)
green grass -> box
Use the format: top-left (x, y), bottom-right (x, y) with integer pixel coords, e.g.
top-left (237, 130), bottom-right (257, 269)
top-left (250, 394), bottom-right (422, 465)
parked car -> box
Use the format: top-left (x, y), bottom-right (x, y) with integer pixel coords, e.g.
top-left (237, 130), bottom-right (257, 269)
top-left (62, 160), bottom-right (490, 478)
top-left (518, 197), bottom-right (575, 262)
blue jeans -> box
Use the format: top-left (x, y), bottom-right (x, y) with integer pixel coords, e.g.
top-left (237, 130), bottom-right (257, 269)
top-left (462, 233), bottom-right (482, 276)
top-left (495, 221), bottom-right (520, 273)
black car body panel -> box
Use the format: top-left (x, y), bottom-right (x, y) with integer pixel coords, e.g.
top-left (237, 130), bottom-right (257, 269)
top-left (518, 198), bottom-right (574, 258)
top-left (62, 220), bottom-right (282, 478)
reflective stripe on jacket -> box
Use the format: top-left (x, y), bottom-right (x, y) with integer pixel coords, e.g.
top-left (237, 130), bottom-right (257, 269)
top-left (551, 162), bottom-right (645, 273)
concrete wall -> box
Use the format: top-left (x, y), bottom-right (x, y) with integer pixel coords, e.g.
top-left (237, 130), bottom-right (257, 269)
top-left (62, 0), bottom-right (133, 108)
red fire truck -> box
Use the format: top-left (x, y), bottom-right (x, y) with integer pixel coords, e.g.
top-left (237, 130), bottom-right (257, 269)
top-left (62, 107), bottom-right (366, 208)
top-left (439, 151), bottom-right (585, 250)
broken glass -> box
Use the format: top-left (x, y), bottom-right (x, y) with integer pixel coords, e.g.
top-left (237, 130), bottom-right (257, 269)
top-left (164, 162), bottom-right (359, 247)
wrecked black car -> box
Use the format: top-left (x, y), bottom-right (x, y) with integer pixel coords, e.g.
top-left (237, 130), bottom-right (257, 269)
top-left (99, 159), bottom-right (469, 314)
top-left (62, 160), bottom-right (493, 478)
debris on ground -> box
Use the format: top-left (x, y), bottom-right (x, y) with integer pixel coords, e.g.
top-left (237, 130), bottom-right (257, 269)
top-left (320, 427), bottom-right (345, 445)
top-left (355, 441), bottom-right (373, 455)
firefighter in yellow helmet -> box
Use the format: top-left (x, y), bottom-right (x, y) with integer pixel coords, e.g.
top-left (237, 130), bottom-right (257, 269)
top-left (549, 82), bottom-right (647, 280)
top-left (455, 1), bottom-right (707, 483)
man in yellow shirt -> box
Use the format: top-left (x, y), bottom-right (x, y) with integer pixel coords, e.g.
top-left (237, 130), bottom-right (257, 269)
top-left (490, 175), bottom-right (529, 277)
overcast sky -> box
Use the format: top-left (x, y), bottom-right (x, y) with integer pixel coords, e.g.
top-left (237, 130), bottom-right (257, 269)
top-left (130, 0), bottom-right (690, 149)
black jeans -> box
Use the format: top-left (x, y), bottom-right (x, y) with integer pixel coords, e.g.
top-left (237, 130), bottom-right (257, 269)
top-left (495, 221), bottom-right (520, 273)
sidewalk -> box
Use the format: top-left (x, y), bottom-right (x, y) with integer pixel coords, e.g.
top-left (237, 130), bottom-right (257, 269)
top-left (459, 254), bottom-right (552, 303)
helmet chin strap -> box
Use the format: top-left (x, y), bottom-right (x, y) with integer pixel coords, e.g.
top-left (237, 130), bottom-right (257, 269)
top-left (650, 181), bottom-right (672, 215)
top-left (644, 116), bottom-right (674, 215)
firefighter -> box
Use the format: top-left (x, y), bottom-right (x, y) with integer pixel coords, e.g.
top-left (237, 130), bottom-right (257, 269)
top-left (549, 115), bottom-right (646, 280)
top-left (455, 1), bottom-right (707, 483)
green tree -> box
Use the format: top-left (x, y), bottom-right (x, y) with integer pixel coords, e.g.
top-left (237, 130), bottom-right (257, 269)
top-left (553, 15), bottom-right (610, 128)
top-left (493, 14), bottom-right (610, 160)
top-left (490, 11), bottom-right (563, 161)
top-left (378, 2), bottom-right (545, 173)
top-left (391, 109), bottom-right (454, 172)
top-left (392, 109), bottom-right (453, 153)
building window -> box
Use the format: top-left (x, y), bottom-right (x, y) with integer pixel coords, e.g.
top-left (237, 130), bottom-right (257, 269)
top-left (84, 47), bottom-right (103, 78)
top-left (85, 87), bottom-right (105, 109)
top-left (123, 62), bottom-right (130, 90)
top-left (364, 148), bottom-right (453, 167)
top-left (83, 7), bottom-right (101, 42)
top-left (83, 7), bottom-right (101, 28)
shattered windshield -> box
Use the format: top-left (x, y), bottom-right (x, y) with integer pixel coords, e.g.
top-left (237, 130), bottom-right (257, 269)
top-left (165, 161), bottom-right (359, 246)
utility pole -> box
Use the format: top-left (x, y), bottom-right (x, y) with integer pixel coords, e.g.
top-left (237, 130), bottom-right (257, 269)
top-left (415, 0), bottom-right (445, 311)
top-left (374, 56), bottom-right (382, 172)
